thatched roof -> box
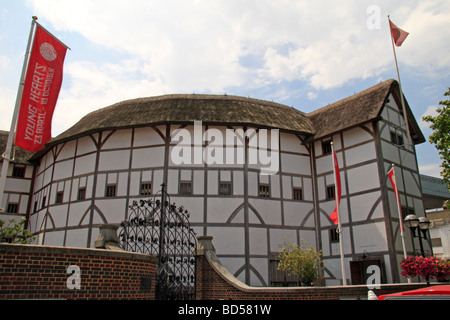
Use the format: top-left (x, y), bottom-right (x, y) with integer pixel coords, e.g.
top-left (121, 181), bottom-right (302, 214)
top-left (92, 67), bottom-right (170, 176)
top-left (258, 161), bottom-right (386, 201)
top-left (51, 94), bottom-right (315, 144)
top-left (308, 79), bottom-right (425, 144)
top-left (20, 79), bottom-right (425, 162)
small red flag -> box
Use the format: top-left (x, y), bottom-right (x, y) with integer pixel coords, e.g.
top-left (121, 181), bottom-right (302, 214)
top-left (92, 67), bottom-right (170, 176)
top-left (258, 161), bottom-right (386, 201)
top-left (330, 149), bottom-right (341, 224)
top-left (15, 24), bottom-right (67, 152)
top-left (389, 19), bottom-right (409, 47)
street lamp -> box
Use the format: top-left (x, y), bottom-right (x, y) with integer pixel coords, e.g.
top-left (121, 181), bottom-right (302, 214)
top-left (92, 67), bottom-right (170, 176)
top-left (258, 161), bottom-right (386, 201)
top-left (403, 214), bottom-right (431, 256)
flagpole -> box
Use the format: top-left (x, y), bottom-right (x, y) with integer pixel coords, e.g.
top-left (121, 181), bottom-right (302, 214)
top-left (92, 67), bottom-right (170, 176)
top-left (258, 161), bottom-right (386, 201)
top-left (388, 15), bottom-right (412, 146)
top-left (0, 17), bottom-right (38, 212)
top-left (331, 142), bottom-right (347, 286)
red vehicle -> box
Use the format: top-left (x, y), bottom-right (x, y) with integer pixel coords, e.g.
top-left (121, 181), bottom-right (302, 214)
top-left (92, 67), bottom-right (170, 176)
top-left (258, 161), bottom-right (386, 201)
top-left (378, 285), bottom-right (450, 300)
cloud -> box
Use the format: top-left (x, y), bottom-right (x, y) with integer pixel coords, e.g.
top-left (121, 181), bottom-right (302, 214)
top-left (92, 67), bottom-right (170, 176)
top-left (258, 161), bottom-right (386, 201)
top-left (23, 0), bottom-right (450, 134)
top-left (419, 105), bottom-right (438, 130)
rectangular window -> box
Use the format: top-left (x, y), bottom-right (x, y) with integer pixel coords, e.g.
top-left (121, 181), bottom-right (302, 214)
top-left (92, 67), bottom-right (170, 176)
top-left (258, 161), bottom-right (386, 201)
top-left (322, 140), bottom-right (332, 154)
top-left (390, 131), bottom-right (404, 146)
top-left (7, 203), bottom-right (18, 214)
top-left (293, 188), bottom-right (303, 201)
top-left (140, 182), bottom-right (152, 196)
top-left (55, 191), bottom-right (64, 204)
top-left (106, 185), bottom-right (116, 198)
top-left (78, 188), bottom-right (86, 200)
top-left (41, 196), bottom-right (46, 209)
top-left (259, 184), bottom-right (270, 198)
top-left (219, 182), bottom-right (232, 196)
top-left (180, 182), bottom-right (192, 195)
top-left (330, 228), bottom-right (339, 243)
top-left (326, 186), bottom-right (335, 199)
top-left (12, 165), bottom-right (25, 178)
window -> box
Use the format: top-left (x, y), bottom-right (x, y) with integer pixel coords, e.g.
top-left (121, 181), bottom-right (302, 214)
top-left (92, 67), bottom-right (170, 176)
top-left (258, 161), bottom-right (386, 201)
top-left (106, 185), bottom-right (116, 198)
top-left (7, 203), bottom-right (18, 214)
top-left (326, 186), bottom-right (335, 199)
top-left (41, 196), bottom-right (46, 209)
top-left (330, 228), bottom-right (339, 242)
top-left (180, 182), bottom-right (192, 195)
top-left (78, 188), bottom-right (86, 200)
top-left (269, 256), bottom-right (299, 287)
top-left (140, 182), bottom-right (152, 196)
top-left (55, 191), bottom-right (64, 204)
top-left (259, 184), bottom-right (270, 198)
top-left (219, 182), bottom-right (232, 196)
top-left (322, 140), bottom-right (332, 154)
top-left (293, 188), bottom-right (303, 201)
top-left (390, 131), bottom-right (404, 146)
top-left (12, 165), bottom-right (25, 178)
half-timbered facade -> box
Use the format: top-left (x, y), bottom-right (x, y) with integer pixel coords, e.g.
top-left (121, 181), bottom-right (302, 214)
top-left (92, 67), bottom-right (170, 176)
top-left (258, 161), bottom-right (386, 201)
top-left (0, 79), bottom-right (430, 286)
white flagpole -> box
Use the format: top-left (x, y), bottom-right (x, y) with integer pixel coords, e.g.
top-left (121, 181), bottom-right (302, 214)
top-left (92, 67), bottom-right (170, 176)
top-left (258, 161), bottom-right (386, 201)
top-left (0, 17), bottom-right (38, 212)
top-left (331, 142), bottom-right (347, 286)
top-left (388, 15), bottom-right (412, 146)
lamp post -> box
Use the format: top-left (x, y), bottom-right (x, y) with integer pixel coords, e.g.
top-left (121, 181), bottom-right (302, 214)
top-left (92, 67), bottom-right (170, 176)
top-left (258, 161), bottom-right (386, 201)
top-left (403, 214), bottom-right (431, 257)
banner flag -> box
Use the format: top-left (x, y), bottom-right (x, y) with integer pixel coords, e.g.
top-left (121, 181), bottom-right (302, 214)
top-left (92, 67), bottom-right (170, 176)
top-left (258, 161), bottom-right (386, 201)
top-left (388, 166), bottom-right (404, 232)
top-left (14, 24), bottom-right (67, 152)
top-left (330, 147), bottom-right (341, 224)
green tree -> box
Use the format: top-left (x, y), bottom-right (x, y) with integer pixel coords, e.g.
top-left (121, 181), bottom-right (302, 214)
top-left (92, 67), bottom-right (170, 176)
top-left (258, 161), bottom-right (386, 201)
top-left (0, 218), bottom-right (35, 244)
top-left (277, 239), bottom-right (324, 285)
top-left (422, 88), bottom-right (450, 191)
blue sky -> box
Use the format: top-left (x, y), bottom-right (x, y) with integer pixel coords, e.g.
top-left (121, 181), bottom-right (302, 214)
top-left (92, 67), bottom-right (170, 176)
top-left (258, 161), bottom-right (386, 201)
top-left (1, 0), bottom-right (449, 178)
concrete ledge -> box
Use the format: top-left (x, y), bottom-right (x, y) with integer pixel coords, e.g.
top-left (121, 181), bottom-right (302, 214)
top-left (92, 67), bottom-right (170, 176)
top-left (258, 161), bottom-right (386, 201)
top-left (0, 243), bottom-right (157, 262)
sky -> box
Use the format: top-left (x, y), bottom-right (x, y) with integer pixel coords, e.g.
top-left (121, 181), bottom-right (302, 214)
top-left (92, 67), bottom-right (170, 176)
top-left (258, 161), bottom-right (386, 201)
top-left (0, 0), bottom-right (449, 178)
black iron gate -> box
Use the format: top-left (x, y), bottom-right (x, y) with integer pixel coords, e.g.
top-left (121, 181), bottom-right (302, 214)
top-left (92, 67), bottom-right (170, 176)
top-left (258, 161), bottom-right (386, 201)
top-left (119, 184), bottom-right (197, 300)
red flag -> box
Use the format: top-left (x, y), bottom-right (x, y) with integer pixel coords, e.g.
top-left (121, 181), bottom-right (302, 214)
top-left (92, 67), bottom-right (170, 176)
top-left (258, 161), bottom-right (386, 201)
top-left (388, 166), bottom-right (404, 232)
top-left (389, 19), bottom-right (409, 47)
top-left (330, 148), bottom-right (341, 224)
top-left (15, 24), bottom-right (67, 152)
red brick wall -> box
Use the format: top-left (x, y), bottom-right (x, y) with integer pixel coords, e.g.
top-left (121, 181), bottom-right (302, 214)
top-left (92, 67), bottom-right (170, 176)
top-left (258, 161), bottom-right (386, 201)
top-left (0, 243), bottom-right (157, 300)
top-left (195, 254), bottom-right (430, 300)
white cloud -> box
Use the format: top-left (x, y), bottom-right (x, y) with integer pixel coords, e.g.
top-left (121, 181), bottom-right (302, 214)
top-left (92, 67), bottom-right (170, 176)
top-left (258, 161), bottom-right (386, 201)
top-left (419, 105), bottom-right (438, 130)
top-left (419, 163), bottom-right (443, 178)
top-left (21, 0), bottom-right (450, 134)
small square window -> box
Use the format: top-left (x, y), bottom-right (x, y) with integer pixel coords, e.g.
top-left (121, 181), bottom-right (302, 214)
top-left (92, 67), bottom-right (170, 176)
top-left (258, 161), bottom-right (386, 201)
top-left (55, 191), bottom-right (64, 204)
top-left (141, 182), bottom-right (152, 196)
top-left (7, 203), bottom-right (18, 214)
top-left (219, 182), bottom-right (232, 196)
top-left (293, 188), bottom-right (303, 201)
top-left (12, 165), bottom-right (25, 178)
top-left (259, 184), bottom-right (270, 198)
top-left (326, 186), bottom-right (335, 200)
top-left (180, 182), bottom-right (192, 195)
top-left (106, 185), bottom-right (116, 198)
top-left (330, 228), bottom-right (339, 243)
top-left (322, 141), bottom-right (332, 154)
top-left (78, 188), bottom-right (86, 200)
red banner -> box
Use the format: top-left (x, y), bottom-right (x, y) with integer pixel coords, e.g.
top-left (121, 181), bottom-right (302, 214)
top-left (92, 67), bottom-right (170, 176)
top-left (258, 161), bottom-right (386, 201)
top-left (15, 25), bottom-right (67, 152)
top-left (330, 149), bottom-right (341, 225)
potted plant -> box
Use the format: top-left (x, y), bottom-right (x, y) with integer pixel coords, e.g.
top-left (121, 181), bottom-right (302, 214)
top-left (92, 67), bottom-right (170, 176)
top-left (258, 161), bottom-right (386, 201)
top-left (277, 239), bottom-right (324, 286)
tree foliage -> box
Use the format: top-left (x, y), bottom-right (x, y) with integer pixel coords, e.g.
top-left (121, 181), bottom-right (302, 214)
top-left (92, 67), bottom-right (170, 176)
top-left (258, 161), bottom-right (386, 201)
top-left (422, 88), bottom-right (450, 190)
top-left (0, 218), bottom-right (35, 244)
top-left (277, 239), bottom-right (324, 284)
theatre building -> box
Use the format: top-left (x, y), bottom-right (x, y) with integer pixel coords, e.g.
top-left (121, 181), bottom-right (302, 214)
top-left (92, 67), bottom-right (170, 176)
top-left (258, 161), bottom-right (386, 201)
top-left (0, 79), bottom-right (430, 286)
